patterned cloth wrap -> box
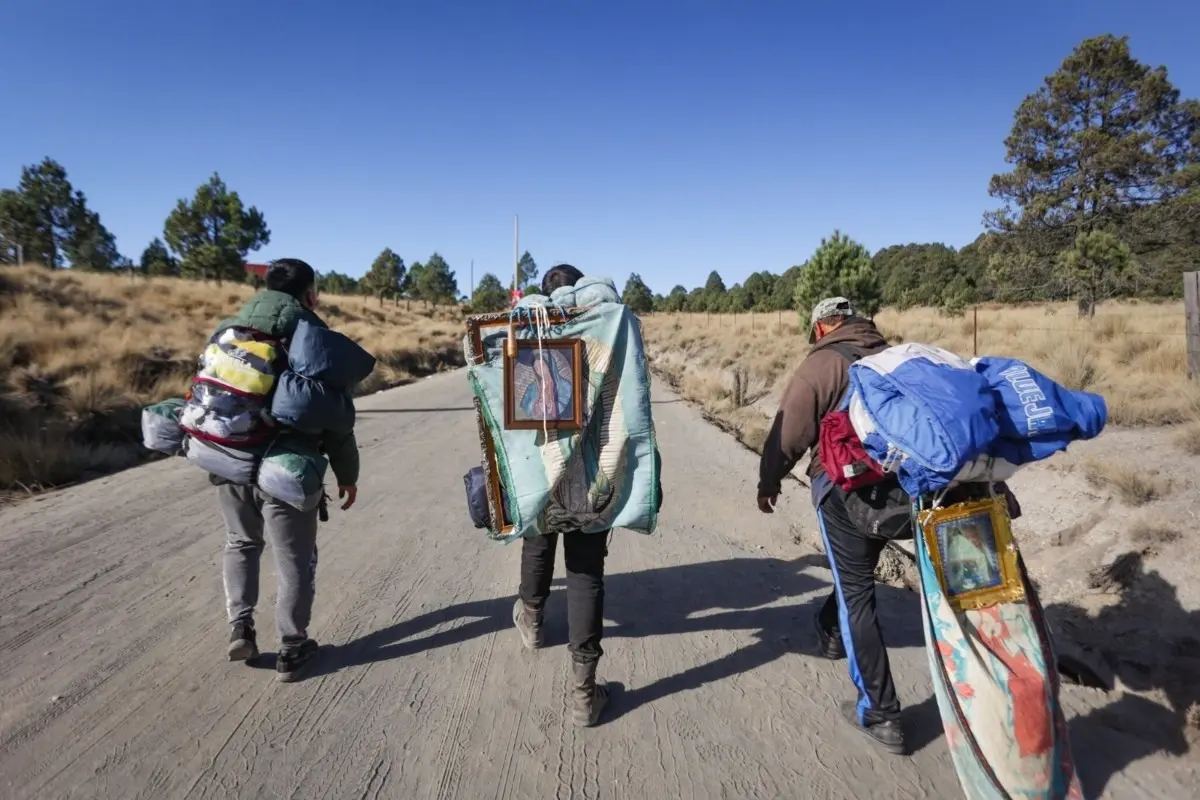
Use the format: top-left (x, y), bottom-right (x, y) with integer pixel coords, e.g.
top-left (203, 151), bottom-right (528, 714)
top-left (915, 499), bottom-right (1084, 800)
top-left (465, 277), bottom-right (660, 542)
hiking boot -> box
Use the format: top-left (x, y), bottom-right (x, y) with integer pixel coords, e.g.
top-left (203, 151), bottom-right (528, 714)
top-left (276, 638), bottom-right (321, 683)
top-left (814, 614), bottom-right (846, 660)
top-left (571, 660), bottom-right (610, 728)
top-left (228, 621), bottom-right (259, 662)
top-left (513, 599), bottom-right (545, 650)
top-left (841, 701), bottom-right (905, 755)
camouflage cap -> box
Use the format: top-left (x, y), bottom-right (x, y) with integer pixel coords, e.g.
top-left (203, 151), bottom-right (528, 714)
top-left (807, 296), bottom-right (857, 343)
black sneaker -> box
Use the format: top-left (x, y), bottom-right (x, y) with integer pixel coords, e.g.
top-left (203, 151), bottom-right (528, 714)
top-left (276, 639), bottom-right (321, 683)
top-left (228, 622), bottom-right (259, 662)
top-left (840, 701), bottom-right (905, 755)
top-left (814, 614), bottom-right (846, 660)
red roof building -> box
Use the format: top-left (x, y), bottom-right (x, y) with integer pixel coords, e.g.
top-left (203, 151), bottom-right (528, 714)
top-left (244, 262), bottom-right (270, 279)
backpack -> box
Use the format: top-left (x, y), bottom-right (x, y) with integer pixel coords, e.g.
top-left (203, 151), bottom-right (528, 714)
top-left (179, 326), bottom-right (286, 447)
top-left (820, 341), bottom-right (914, 540)
top-left (818, 342), bottom-right (888, 492)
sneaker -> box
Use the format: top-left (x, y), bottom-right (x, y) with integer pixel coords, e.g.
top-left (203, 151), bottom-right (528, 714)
top-left (840, 701), bottom-right (905, 755)
top-left (814, 614), bottom-right (846, 660)
top-left (228, 621), bottom-right (259, 662)
top-left (276, 639), bottom-right (321, 683)
top-left (513, 599), bottom-right (545, 650)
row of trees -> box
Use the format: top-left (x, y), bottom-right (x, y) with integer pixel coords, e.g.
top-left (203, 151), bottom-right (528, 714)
top-left (635, 34), bottom-right (1200, 318)
top-left (324, 248), bottom-right (461, 305)
top-left (0, 162), bottom-right (467, 303)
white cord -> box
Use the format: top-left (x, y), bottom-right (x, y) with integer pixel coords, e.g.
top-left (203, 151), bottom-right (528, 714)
top-left (532, 303), bottom-right (551, 442)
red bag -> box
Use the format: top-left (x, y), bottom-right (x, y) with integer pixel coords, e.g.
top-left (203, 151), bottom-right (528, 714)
top-left (818, 408), bottom-right (888, 492)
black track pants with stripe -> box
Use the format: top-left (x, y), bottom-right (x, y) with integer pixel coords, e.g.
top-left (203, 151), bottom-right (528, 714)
top-left (816, 486), bottom-right (902, 725)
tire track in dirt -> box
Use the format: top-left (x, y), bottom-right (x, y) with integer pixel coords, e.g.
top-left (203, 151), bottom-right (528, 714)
top-left (434, 632), bottom-right (498, 800)
top-left (0, 372), bottom-right (1195, 799)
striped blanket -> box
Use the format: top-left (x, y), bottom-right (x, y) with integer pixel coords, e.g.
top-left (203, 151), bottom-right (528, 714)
top-left (465, 299), bottom-right (660, 542)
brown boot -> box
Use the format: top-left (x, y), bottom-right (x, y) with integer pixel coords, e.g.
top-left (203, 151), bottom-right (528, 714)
top-left (512, 599), bottom-right (544, 650)
top-left (571, 660), bottom-right (610, 728)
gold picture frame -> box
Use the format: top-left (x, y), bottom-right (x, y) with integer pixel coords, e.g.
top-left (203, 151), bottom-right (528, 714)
top-left (473, 395), bottom-right (513, 537)
top-left (918, 496), bottom-right (1025, 611)
top-left (503, 338), bottom-right (585, 431)
top-left (465, 308), bottom-right (580, 366)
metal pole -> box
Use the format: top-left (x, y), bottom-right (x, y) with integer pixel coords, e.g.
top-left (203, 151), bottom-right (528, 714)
top-left (513, 215), bottom-right (519, 292)
top-left (470, 258), bottom-right (475, 303)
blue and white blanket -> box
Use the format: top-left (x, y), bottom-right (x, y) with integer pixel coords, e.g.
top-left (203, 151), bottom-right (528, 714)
top-left (847, 343), bottom-right (1107, 497)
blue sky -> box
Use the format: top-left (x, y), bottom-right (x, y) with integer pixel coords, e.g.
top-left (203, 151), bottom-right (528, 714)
top-left (2, 1), bottom-right (1198, 295)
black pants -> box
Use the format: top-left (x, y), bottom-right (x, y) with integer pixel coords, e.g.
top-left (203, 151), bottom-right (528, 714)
top-left (519, 531), bottom-right (609, 664)
top-left (816, 488), bottom-right (901, 725)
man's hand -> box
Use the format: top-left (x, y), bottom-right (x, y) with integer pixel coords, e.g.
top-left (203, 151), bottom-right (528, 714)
top-left (338, 485), bottom-right (358, 511)
top-left (757, 493), bottom-right (778, 514)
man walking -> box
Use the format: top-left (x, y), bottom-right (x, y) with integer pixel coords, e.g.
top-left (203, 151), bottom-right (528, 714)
top-left (511, 263), bottom-right (612, 728)
top-left (212, 258), bottom-right (360, 682)
top-left (757, 297), bottom-right (906, 754)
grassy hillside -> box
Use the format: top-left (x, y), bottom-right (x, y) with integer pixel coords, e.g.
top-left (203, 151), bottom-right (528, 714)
top-left (642, 302), bottom-right (1200, 454)
top-left (0, 266), bottom-right (466, 493)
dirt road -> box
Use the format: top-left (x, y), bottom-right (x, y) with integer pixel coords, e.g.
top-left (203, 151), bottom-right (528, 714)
top-left (0, 372), bottom-right (1192, 799)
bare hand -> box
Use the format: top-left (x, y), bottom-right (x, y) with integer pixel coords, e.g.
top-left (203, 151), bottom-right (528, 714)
top-left (338, 485), bottom-right (358, 511)
top-left (757, 494), bottom-right (778, 514)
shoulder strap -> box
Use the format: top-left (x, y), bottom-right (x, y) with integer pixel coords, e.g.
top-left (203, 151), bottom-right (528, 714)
top-left (824, 341), bottom-right (863, 365)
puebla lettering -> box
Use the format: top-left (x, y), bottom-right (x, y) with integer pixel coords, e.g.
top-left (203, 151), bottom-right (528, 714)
top-left (999, 365), bottom-right (1055, 435)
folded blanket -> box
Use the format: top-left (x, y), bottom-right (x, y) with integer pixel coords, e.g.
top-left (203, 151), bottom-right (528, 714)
top-left (270, 372), bottom-right (355, 435)
top-left (848, 343), bottom-right (1000, 496)
top-left (465, 301), bottom-right (660, 541)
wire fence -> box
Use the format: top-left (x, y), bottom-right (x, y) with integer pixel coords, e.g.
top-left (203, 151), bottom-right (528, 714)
top-left (642, 304), bottom-right (1191, 360)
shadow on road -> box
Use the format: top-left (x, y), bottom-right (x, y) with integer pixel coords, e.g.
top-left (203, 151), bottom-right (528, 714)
top-left (1044, 551), bottom-right (1200, 796)
top-left (311, 553), bottom-right (936, 745)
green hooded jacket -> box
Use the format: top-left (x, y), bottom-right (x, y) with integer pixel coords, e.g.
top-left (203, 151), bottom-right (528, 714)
top-left (215, 289), bottom-right (360, 486)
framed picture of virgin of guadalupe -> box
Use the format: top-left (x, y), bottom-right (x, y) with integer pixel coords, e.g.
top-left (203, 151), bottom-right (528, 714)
top-left (919, 496), bottom-right (1025, 612)
top-left (503, 338), bottom-right (585, 431)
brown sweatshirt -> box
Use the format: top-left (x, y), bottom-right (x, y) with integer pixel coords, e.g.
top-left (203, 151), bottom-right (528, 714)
top-left (757, 318), bottom-right (889, 496)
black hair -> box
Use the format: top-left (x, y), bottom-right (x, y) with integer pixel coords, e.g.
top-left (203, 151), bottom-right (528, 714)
top-left (265, 258), bottom-right (317, 299)
top-left (541, 263), bottom-right (584, 295)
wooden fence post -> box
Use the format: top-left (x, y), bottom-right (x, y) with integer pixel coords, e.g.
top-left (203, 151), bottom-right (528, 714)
top-left (1185, 271), bottom-right (1200, 380)
top-left (973, 306), bottom-right (979, 357)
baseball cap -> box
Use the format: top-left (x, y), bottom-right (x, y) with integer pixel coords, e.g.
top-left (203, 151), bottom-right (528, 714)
top-left (807, 296), bottom-right (857, 343)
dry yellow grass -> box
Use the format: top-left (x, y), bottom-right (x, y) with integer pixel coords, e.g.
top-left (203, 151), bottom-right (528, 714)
top-left (0, 265), bottom-right (466, 492)
top-left (642, 301), bottom-right (1199, 454)
top-left (1080, 458), bottom-right (1172, 506)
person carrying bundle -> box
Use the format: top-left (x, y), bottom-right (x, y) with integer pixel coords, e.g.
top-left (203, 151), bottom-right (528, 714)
top-left (756, 296), bottom-right (907, 754)
top-left (192, 258), bottom-right (361, 682)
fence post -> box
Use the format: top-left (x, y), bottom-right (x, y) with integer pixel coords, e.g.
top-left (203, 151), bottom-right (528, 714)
top-left (973, 306), bottom-right (979, 357)
top-left (1185, 272), bottom-right (1200, 380)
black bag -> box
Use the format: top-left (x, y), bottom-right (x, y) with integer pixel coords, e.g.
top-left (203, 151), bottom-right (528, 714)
top-left (840, 478), bottom-right (914, 541)
top-left (464, 466), bottom-right (491, 529)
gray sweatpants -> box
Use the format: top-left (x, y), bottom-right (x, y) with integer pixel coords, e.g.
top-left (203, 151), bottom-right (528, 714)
top-left (216, 484), bottom-right (319, 648)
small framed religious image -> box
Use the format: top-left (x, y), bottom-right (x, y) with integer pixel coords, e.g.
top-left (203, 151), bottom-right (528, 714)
top-left (503, 338), bottom-right (585, 431)
top-left (919, 496), bottom-right (1025, 611)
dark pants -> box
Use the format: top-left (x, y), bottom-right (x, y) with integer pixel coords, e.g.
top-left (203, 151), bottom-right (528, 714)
top-left (816, 488), bottom-right (901, 725)
top-left (519, 531), bottom-right (609, 664)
